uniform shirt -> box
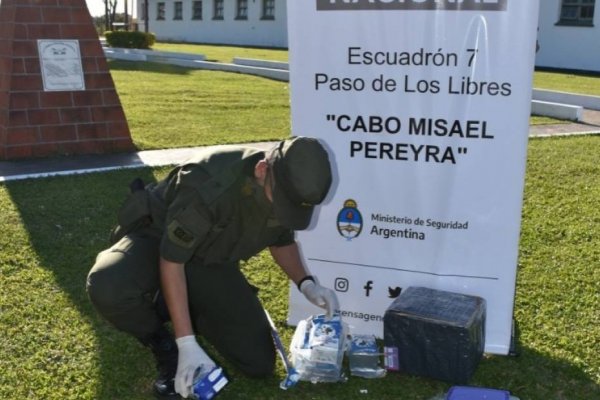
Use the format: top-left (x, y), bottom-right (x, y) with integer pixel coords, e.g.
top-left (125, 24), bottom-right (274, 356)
top-left (147, 146), bottom-right (295, 265)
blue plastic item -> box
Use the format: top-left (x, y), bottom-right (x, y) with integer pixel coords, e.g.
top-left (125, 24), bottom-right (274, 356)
top-left (192, 366), bottom-right (228, 400)
top-left (446, 386), bottom-right (510, 400)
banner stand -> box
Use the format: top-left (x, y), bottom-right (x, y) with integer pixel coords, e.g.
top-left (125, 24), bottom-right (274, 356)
top-left (286, 0), bottom-right (540, 355)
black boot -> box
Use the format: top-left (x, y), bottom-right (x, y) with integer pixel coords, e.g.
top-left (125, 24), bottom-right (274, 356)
top-left (143, 327), bottom-right (179, 399)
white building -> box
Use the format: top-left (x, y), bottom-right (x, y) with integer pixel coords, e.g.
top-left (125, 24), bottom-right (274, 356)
top-left (136, 0), bottom-right (599, 72)
top-left (536, 0), bottom-right (600, 72)
top-left (137, 0), bottom-right (288, 48)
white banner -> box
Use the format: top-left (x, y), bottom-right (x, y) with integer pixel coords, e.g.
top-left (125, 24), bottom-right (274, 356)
top-left (286, 0), bottom-right (539, 355)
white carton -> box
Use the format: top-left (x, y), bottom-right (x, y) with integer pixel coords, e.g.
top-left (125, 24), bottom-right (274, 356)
top-left (290, 314), bottom-right (347, 383)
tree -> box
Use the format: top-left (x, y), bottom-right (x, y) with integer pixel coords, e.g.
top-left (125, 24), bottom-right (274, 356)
top-left (103, 0), bottom-right (118, 31)
top-left (124, 0), bottom-right (128, 31)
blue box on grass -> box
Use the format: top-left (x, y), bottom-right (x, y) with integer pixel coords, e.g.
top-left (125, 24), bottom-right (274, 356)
top-left (383, 286), bottom-right (486, 384)
top-left (192, 366), bottom-right (228, 400)
top-left (446, 386), bottom-right (510, 400)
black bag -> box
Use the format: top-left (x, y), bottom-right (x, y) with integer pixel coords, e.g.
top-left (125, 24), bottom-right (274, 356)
top-left (109, 178), bottom-right (152, 244)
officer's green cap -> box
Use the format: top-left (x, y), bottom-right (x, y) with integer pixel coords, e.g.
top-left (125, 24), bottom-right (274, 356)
top-left (269, 136), bottom-right (332, 230)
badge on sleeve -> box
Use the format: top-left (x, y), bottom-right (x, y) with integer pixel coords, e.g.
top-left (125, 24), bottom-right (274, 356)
top-left (167, 220), bottom-right (197, 248)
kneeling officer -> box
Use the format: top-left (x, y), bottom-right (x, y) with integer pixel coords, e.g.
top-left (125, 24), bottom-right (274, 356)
top-left (87, 137), bottom-right (339, 398)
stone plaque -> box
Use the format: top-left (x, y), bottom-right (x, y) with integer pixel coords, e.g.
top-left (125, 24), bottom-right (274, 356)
top-left (38, 39), bottom-right (85, 91)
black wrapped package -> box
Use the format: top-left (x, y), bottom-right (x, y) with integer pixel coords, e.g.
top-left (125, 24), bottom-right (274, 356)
top-left (383, 286), bottom-right (486, 384)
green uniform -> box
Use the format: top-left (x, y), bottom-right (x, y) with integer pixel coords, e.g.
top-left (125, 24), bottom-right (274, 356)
top-left (87, 146), bottom-right (294, 377)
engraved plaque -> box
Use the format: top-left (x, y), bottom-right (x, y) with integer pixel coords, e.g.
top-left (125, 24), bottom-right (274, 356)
top-left (38, 39), bottom-right (85, 91)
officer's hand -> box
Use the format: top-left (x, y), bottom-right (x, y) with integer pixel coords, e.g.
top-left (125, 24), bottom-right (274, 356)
top-left (175, 336), bottom-right (216, 398)
top-left (299, 278), bottom-right (340, 319)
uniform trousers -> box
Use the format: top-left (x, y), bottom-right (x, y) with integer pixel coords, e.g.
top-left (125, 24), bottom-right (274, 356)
top-left (86, 229), bottom-right (275, 377)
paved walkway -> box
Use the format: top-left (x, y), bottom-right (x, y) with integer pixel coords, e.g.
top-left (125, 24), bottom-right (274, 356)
top-left (0, 141), bottom-right (276, 182)
top-left (529, 109), bottom-right (600, 138)
top-left (1, 112), bottom-right (599, 183)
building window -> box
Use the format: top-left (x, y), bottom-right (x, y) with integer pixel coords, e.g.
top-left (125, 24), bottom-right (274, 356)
top-left (141, 2), bottom-right (148, 21)
top-left (192, 1), bottom-right (203, 20)
top-left (157, 2), bottom-right (165, 20)
top-left (236, 0), bottom-right (248, 20)
top-left (174, 1), bottom-right (183, 20)
top-left (213, 0), bottom-right (224, 20)
top-left (558, 0), bottom-right (595, 26)
top-left (262, 0), bottom-right (275, 20)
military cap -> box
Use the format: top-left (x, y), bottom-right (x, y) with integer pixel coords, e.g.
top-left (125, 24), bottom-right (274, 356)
top-left (268, 136), bottom-right (332, 230)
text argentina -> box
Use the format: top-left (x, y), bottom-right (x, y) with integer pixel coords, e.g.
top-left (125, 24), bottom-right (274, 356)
top-left (371, 225), bottom-right (425, 240)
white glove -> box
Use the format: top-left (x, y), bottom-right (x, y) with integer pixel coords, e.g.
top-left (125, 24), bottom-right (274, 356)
top-left (299, 277), bottom-right (340, 319)
top-left (175, 335), bottom-right (216, 398)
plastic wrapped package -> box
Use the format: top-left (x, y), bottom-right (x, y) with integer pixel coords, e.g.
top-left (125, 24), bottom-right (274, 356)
top-left (347, 334), bottom-right (386, 379)
top-left (384, 286), bottom-right (486, 384)
top-left (289, 314), bottom-right (348, 383)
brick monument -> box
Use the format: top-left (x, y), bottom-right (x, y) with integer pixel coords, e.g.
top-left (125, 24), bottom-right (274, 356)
top-left (0, 0), bottom-right (134, 160)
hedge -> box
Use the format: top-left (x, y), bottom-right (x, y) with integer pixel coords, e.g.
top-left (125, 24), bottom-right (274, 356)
top-left (104, 31), bottom-right (156, 49)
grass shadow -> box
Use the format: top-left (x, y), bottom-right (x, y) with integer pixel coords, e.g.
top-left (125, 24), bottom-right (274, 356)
top-left (108, 59), bottom-right (195, 75)
top-left (3, 167), bottom-right (163, 399)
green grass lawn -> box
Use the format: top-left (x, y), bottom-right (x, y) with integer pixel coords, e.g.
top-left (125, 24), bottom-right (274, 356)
top-left (109, 60), bottom-right (290, 150)
top-left (534, 71), bottom-right (600, 96)
top-left (0, 135), bottom-right (598, 399)
top-left (151, 42), bottom-right (289, 63)
top-left (529, 115), bottom-right (565, 125)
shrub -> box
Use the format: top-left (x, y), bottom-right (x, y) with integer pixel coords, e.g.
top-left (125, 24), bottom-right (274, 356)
top-left (104, 31), bottom-right (156, 49)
